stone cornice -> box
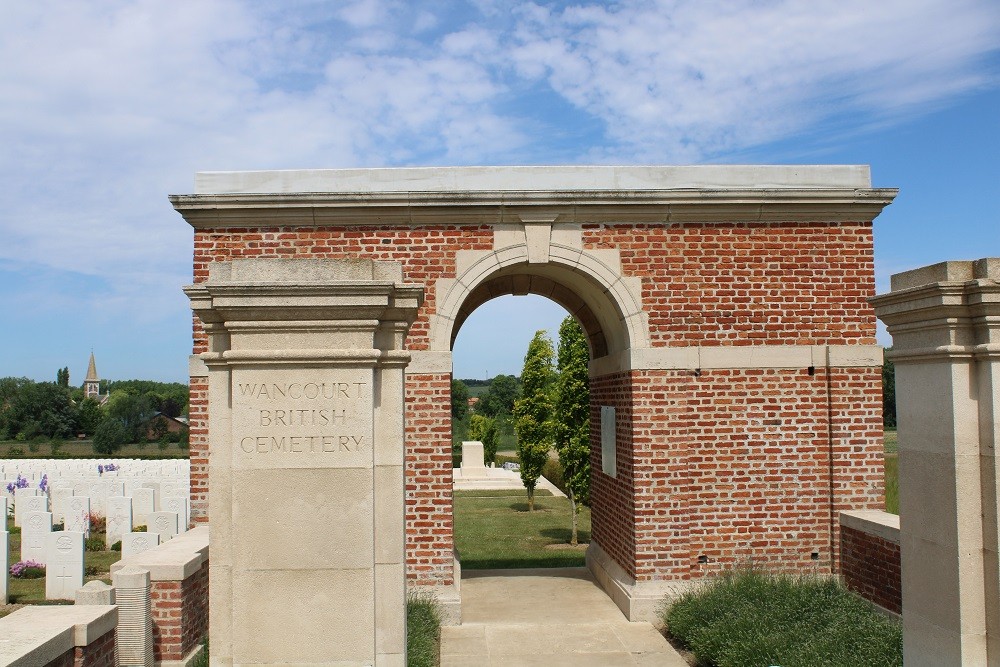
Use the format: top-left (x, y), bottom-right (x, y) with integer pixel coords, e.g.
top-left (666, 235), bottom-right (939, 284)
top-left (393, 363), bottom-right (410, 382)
top-left (170, 188), bottom-right (897, 228)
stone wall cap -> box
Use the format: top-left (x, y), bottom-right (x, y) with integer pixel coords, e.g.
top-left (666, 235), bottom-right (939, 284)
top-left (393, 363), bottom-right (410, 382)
top-left (189, 165), bottom-right (874, 195)
top-left (840, 510), bottom-right (900, 544)
top-left (111, 526), bottom-right (209, 581)
top-left (0, 605), bottom-right (117, 666)
top-left (889, 257), bottom-right (1000, 292)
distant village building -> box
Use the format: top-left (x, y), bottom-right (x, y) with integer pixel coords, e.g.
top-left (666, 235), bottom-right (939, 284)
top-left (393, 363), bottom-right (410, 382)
top-left (467, 396), bottom-right (479, 409)
top-left (83, 352), bottom-right (109, 404)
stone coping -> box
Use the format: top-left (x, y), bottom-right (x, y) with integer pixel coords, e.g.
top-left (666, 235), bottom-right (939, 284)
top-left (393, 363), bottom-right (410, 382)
top-left (111, 525), bottom-right (209, 581)
top-left (0, 604), bottom-right (117, 667)
top-left (840, 510), bottom-right (900, 545)
top-left (190, 165), bottom-right (874, 195)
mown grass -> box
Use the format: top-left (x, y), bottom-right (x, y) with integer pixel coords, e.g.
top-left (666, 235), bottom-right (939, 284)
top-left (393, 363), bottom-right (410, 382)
top-left (453, 489), bottom-right (591, 569)
top-left (0, 438), bottom-right (187, 459)
top-left (885, 453), bottom-right (899, 515)
top-left (664, 570), bottom-right (902, 667)
top-left (406, 592), bottom-right (441, 667)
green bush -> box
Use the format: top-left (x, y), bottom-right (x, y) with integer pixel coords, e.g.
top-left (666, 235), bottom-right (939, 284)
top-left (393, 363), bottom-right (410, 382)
top-left (7, 446), bottom-right (24, 457)
top-left (111, 540), bottom-right (122, 552)
top-left (133, 525), bottom-right (147, 532)
top-left (85, 537), bottom-right (105, 552)
top-left (664, 570), bottom-right (902, 667)
top-left (406, 592), bottom-right (440, 667)
top-left (541, 457), bottom-right (565, 494)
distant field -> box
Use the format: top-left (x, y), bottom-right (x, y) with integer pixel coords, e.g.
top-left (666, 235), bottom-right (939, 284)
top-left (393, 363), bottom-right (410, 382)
top-left (0, 439), bottom-right (187, 459)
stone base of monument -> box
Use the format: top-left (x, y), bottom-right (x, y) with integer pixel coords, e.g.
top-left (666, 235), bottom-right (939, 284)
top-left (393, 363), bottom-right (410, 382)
top-left (452, 467), bottom-right (565, 497)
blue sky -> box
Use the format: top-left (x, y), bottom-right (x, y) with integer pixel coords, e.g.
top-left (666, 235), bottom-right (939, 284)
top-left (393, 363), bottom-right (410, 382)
top-left (1, 0), bottom-right (997, 383)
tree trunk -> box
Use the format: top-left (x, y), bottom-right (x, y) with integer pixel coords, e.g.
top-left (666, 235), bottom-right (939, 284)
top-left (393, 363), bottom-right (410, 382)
top-left (527, 486), bottom-right (534, 512)
top-left (570, 489), bottom-right (578, 546)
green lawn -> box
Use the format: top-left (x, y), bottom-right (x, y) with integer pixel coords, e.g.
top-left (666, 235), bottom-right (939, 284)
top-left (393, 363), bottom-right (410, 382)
top-left (454, 489), bottom-right (591, 569)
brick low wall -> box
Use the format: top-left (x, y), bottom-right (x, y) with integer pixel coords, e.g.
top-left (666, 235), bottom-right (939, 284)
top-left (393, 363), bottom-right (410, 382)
top-left (112, 525), bottom-right (210, 664)
top-left (0, 605), bottom-right (117, 667)
top-left (840, 510), bottom-right (901, 614)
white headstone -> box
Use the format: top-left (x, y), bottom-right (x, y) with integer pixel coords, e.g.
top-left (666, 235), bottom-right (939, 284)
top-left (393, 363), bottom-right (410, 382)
top-left (131, 488), bottom-right (155, 528)
top-left (161, 497), bottom-right (189, 533)
top-left (88, 480), bottom-right (109, 516)
top-left (14, 488), bottom-right (43, 528)
top-left (0, 528), bottom-right (7, 604)
top-left (65, 496), bottom-right (91, 537)
top-left (45, 531), bottom-right (84, 600)
top-left (106, 497), bottom-right (132, 548)
top-left (21, 511), bottom-right (52, 565)
top-left (122, 531), bottom-right (160, 558)
top-left (141, 482), bottom-right (161, 511)
top-left (50, 488), bottom-right (74, 524)
top-left (147, 511), bottom-right (178, 542)
top-left (460, 441), bottom-right (488, 479)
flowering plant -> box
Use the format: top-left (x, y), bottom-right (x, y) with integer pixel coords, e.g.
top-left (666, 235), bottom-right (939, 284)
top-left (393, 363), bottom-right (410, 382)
top-left (97, 463), bottom-right (118, 475)
top-left (38, 474), bottom-right (48, 493)
top-left (5, 475), bottom-right (29, 494)
top-left (10, 560), bottom-right (45, 579)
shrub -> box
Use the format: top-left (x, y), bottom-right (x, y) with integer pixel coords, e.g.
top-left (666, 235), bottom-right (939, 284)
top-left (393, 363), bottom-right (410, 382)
top-left (88, 512), bottom-right (107, 533)
top-left (10, 560), bottom-right (45, 578)
top-left (52, 522), bottom-right (65, 531)
top-left (541, 457), bottom-right (565, 494)
top-left (50, 439), bottom-right (64, 456)
top-left (406, 592), bottom-right (441, 667)
top-left (133, 525), bottom-right (147, 532)
top-left (7, 446), bottom-right (24, 457)
top-left (85, 537), bottom-right (105, 552)
top-left (27, 441), bottom-right (40, 453)
top-left (664, 570), bottom-right (902, 667)
top-left (111, 540), bottom-right (122, 551)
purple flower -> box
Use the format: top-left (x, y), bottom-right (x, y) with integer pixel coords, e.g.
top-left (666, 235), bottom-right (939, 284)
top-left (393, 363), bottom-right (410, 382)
top-left (97, 464), bottom-right (104, 475)
top-left (5, 483), bottom-right (12, 494)
top-left (9, 560), bottom-right (45, 578)
top-left (38, 474), bottom-right (48, 492)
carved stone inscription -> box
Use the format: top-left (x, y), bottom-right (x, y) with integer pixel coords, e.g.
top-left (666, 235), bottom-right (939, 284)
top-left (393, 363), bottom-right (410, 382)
top-left (231, 368), bottom-right (374, 470)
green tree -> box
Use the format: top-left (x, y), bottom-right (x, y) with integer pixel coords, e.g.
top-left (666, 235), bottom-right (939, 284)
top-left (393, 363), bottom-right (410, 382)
top-left (476, 374), bottom-right (520, 418)
top-left (468, 414), bottom-right (500, 467)
top-left (553, 317), bottom-right (591, 544)
top-left (77, 398), bottom-right (104, 436)
top-left (92, 418), bottom-right (129, 455)
top-left (0, 380), bottom-right (78, 440)
top-left (451, 379), bottom-right (470, 421)
top-left (56, 367), bottom-right (70, 387)
top-left (883, 351), bottom-right (896, 428)
top-left (104, 391), bottom-right (155, 443)
top-left (513, 331), bottom-right (556, 511)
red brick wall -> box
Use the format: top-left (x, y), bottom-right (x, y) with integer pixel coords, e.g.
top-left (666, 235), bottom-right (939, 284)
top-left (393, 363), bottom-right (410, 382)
top-left (189, 376), bottom-right (208, 524)
top-left (186, 218), bottom-right (881, 586)
top-left (45, 628), bottom-right (116, 667)
top-left (841, 524), bottom-right (901, 614)
top-left (405, 373), bottom-right (455, 586)
top-left (590, 367), bottom-right (883, 582)
top-left (150, 557), bottom-right (210, 662)
top-left (583, 222), bottom-right (876, 346)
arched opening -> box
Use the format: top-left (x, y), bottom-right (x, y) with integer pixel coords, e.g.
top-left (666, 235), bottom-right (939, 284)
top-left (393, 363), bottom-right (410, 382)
top-left (443, 257), bottom-right (637, 591)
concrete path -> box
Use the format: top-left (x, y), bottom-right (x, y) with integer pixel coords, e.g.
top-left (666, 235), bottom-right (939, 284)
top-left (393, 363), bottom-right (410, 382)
top-left (440, 567), bottom-right (689, 666)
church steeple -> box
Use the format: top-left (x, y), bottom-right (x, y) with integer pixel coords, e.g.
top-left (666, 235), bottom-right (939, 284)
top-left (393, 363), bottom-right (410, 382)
top-left (84, 351), bottom-right (100, 399)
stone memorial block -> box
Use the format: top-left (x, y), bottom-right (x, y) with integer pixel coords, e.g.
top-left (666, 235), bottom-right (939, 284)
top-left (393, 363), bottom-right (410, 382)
top-left (460, 441), bottom-right (488, 479)
top-left (76, 580), bottom-right (115, 606)
top-left (141, 482), bottom-right (161, 511)
top-left (65, 496), bottom-right (91, 537)
top-left (130, 488), bottom-right (155, 528)
top-left (1, 528), bottom-right (7, 604)
top-left (147, 511), bottom-right (178, 541)
top-left (13, 488), bottom-right (43, 528)
top-left (45, 531), bottom-right (84, 600)
top-left (122, 531), bottom-right (160, 558)
top-left (88, 480), bottom-right (109, 516)
top-left (50, 488), bottom-right (74, 524)
top-left (162, 496), bottom-right (189, 533)
top-left (21, 511), bottom-right (52, 564)
top-left (72, 481), bottom-right (89, 497)
top-left (1, 496), bottom-right (6, 523)
top-left (185, 258), bottom-right (420, 666)
top-left (106, 497), bottom-right (132, 547)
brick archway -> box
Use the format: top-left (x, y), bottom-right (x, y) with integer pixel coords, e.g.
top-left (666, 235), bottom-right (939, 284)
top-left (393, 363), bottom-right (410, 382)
top-left (174, 165), bottom-right (895, 622)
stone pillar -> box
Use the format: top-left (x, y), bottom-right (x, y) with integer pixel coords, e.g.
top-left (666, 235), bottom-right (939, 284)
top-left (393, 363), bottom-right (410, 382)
top-left (186, 259), bottom-right (422, 667)
top-left (872, 258), bottom-right (1000, 665)
top-left (114, 565), bottom-right (154, 667)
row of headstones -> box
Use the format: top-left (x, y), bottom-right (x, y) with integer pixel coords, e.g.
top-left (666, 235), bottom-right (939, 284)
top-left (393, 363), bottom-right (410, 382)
top-left (4, 479), bottom-right (189, 517)
top-left (1, 506), bottom-right (182, 603)
top-left (8, 483), bottom-right (188, 528)
top-left (0, 457), bottom-right (190, 479)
